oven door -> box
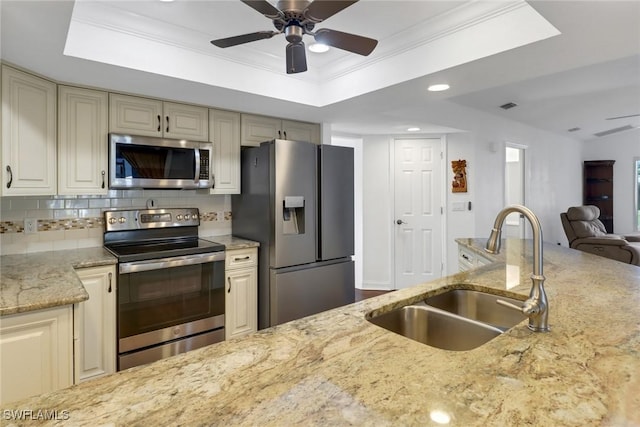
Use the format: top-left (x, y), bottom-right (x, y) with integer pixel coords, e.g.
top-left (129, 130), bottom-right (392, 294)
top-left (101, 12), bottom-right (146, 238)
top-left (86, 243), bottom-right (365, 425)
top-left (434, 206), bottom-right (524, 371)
top-left (117, 251), bottom-right (225, 368)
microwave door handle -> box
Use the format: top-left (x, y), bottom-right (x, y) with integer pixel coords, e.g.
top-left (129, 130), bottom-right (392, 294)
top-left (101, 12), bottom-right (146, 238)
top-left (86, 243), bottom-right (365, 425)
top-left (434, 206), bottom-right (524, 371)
top-left (119, 252), bottom-right (226, 274)
top-left (195, 148), bottom-right (201, 186)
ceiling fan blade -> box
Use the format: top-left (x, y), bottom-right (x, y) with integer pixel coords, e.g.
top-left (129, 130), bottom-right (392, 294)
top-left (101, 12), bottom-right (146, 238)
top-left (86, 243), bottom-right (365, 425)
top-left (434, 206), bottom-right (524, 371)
top-left (305, 0), bottom-right (358, 22)
top-left (286, 42), bottom-right (308, 74)
top-left (314, 28), bottom-right (377, 56)
top-left (240, 0), bottom-right (282, 18)
top-left (211, 31), bottom-right (278, 48)
top-left (606, 113), bottom-right (640, 120)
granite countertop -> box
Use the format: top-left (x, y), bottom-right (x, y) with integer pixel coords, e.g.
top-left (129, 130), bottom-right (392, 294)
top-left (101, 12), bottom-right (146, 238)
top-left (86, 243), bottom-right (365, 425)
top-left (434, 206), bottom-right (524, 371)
top-left (202, 235), bottom-right (260, 250)
top-left (0, 247), bottom-right (116, 316)
top-left (0, 235), bottom-right (258, 316)
top-left (2, 239), bottom-right (640, 426)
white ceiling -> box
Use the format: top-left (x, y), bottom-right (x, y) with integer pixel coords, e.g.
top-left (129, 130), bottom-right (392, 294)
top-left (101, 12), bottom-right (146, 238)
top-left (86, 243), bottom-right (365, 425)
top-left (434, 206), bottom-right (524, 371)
top-left (1, 0), bottom-right (639, 141)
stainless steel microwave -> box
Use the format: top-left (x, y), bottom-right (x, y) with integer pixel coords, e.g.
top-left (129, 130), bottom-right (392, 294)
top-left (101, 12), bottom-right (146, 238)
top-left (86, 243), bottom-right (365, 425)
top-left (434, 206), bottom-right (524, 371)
top-left (109, 133), bottom-right (212, 190)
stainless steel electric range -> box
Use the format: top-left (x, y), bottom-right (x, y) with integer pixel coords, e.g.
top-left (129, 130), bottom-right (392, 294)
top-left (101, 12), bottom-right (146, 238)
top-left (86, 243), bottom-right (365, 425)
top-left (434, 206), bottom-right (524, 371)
top-left (103, 208), bottom-right (225, 370)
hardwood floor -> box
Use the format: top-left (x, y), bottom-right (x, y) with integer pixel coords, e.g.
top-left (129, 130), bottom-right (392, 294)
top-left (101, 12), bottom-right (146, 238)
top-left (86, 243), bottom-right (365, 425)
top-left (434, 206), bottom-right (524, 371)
top-left (355, 289), bottom-right (393, 302)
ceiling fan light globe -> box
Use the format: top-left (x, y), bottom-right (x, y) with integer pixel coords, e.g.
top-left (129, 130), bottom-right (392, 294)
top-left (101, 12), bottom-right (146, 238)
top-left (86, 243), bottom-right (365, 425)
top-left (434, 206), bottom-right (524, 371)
top-left (309, 43), bottom-right (329, 53)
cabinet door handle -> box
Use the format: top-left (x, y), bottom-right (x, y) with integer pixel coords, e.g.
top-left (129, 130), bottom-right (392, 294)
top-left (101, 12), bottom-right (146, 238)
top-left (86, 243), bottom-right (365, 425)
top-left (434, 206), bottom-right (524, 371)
top-left (101, 170), bottom-right (106, 189)
top-left (278, 130), bottom-right (281, 139)
top-left (234, 256), bottom-right (251, 261)
top-left (6, 165), bottom-right (12, 189)
top-left (461, 254), bottom-right (470, 261)
top-left (283, 131), bottom-right (287, 140)
top-left (227, 276), bottom-right (231, 293)
top-left (211, 174), bottom-right (215, 189)
top-left (108, 272), bottom-right (113, 293)
top-left (166, 116), bottom-right (169, 133)
top-left (157, 115), bottom-right (161, 132)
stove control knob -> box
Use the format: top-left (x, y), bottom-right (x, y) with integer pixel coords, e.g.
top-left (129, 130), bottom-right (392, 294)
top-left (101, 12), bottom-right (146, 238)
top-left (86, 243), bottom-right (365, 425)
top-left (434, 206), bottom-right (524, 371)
top-left (176, 214), bottom-right (183, 221)
top-left (108, 217), bottom-right (117, 225)
top-left (184, 214), bottom-right (191, 220)
top-left (118, 217), bottom-right (126, 224)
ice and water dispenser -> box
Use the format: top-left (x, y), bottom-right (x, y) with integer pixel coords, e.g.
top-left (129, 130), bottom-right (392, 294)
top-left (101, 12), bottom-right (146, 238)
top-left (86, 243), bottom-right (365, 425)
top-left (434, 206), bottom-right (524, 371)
top-left (283, 196), bottom-right (305, 235)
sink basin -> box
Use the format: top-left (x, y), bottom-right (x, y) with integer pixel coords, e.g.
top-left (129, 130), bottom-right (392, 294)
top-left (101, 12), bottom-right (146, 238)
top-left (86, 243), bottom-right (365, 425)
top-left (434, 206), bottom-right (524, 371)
top-left (368, 305), bottom-right (503, 351)
top-left (423, 289), bottom-right (526, 331)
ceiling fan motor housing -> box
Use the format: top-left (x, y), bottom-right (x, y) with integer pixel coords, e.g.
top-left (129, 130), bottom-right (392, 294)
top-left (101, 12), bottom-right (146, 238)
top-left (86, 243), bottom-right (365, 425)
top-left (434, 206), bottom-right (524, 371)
top-left (285, 23), bottom-right (304, 43)
top-left (277, 0), bottom-right (311, 15)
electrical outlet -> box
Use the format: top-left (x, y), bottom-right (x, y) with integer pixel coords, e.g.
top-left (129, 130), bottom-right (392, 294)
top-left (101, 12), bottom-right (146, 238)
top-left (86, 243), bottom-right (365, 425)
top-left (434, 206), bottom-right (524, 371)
top-left (24, 218), bottom-right (38, 234)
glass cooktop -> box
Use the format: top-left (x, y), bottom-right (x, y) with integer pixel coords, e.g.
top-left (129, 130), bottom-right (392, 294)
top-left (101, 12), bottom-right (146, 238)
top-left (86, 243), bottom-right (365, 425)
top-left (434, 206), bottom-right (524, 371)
top-left (106, 238), bottom-right (224, 263)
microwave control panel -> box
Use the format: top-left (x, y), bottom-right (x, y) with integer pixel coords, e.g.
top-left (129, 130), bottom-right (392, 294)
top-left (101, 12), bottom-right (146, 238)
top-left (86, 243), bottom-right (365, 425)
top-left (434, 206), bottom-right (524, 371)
top-left (199, 149), bottom-right (210, 180)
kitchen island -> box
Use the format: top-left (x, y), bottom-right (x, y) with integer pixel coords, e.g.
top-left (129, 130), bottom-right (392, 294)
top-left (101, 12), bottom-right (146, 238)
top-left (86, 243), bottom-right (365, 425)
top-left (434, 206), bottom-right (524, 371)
top-left (2, 239), bottom-right (639, 426)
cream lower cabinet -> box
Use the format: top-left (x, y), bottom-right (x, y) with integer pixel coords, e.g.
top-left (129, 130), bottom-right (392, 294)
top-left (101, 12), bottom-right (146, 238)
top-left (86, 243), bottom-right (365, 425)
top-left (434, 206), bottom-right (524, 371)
top-left (225, 248), bottom-right (258, 339)
top-left (73, 265), bottom-right (116, 383)
top-left (240, 114), bottom-right (321, 146)
top-left (458, 245), bottom-right (493, 272)
top-left (0, 306), bottom-right (73, 404)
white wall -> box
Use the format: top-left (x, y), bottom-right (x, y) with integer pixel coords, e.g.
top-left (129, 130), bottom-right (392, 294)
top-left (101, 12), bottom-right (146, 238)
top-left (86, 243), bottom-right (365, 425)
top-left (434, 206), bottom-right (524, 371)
top-left (331, 135), bottom-right (364, 289)
top-left (362, 136), bottom-right (394, 290)
top-left (582, 129), bottom-right (640, 235)
top-left (445, 133), bottom-right (476, 275)
top-left (359, 104), bottom-right (584, 288)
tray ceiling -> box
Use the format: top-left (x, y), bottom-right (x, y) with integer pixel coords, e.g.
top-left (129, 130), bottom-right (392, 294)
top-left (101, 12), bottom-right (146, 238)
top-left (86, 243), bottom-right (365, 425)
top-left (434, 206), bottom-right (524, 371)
top-left (64, 0), bottom-right (560, 106)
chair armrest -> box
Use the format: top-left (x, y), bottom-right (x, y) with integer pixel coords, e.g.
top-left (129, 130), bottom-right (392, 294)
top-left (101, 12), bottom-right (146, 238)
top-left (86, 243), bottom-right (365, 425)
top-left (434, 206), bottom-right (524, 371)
top-left (624, 234), bottom-right (640, 242)
top-left (573, 237), bottom-right (627, 247)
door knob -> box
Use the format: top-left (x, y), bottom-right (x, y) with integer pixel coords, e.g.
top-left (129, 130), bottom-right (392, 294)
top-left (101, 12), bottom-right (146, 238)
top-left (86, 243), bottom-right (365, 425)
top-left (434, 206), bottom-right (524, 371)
top-left (396, 219), bottom-right (408, 225)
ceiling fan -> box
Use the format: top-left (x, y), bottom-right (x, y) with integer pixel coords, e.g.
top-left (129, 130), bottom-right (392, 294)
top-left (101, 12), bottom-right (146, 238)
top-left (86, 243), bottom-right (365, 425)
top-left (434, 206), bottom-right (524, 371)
top-left (210, 0), bottom-right (378, 74)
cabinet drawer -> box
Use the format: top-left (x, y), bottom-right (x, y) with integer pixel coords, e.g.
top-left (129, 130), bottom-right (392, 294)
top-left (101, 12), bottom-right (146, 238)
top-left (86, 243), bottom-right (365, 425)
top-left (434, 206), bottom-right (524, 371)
top-left (458, 247), bottom-right (476, 265)
top-left (226, 248), bottom-right (257, 269)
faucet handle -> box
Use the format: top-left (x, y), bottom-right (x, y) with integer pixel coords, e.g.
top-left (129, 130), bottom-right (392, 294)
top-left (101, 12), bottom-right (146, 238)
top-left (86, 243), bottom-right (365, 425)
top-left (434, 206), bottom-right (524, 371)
top-left (496, 299), bottom-right (523, 312)
top-left (497, 298), bottom-right (540, 315)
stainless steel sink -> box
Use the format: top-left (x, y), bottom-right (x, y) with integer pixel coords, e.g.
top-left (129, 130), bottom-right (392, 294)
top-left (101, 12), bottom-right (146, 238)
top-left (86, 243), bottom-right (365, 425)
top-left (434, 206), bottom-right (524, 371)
top-left (368, 305), bottom-right (503, 351)
top-left (367, 289), bottom-right (528, 351)
top-left (423, 289), bottom-right (526, 331)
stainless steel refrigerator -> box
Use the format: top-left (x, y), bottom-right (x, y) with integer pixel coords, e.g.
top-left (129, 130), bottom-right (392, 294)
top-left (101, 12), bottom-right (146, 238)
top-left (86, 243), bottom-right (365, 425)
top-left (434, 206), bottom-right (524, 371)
top-left (232, 139), bottom-right (355, 329)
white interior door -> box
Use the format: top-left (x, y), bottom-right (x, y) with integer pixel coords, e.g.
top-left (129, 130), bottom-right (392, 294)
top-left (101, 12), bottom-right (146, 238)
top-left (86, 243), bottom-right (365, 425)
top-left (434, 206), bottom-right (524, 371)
top-left (393, 138), bottom-right (443, 289)
top-left (504, 145), bottom-right (526, 238)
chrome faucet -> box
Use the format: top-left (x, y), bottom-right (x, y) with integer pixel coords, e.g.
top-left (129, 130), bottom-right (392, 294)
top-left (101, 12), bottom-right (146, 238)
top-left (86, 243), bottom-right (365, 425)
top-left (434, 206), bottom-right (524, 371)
top-left (485, 205), bottom-right (550, 332)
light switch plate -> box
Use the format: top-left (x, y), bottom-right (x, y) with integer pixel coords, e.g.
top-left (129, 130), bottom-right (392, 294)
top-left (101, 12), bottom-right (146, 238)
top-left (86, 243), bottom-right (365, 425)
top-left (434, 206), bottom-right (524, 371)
top-left (452, 202), bottom-right (466, 212)
top-left (24, 218), bottom-right (38, 234)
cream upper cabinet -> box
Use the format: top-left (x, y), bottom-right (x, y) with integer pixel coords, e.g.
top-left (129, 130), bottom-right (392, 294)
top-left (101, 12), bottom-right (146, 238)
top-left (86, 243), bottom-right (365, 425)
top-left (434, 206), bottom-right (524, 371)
top-left (109, 94), bottom-right (209, 141)
top-left (240, 114), bottom-right (279, 146)
top-left (225, 247), bottom-right (258, 340)
top-left (0, 306), bottom-right (73, 404)
top-left (241, 114), bottom-right (321, 146)
top-left (1, 65), bottom-right (57, 196)
top-left (281, 119), bottom-right (321, 145)
top-left (58, 86), bottom-right (109, 195)
top-left (74, 266), bottom-right (116, 383)
top-left (163, 101), bottom-right (209, 141)
top-left (209, 109), bottom-right (241, 195)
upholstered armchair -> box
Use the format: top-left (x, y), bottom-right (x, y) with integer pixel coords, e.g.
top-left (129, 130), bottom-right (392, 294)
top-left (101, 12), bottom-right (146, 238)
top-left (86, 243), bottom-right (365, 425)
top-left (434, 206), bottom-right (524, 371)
top-left (560, 206), bottom-right (640, 266)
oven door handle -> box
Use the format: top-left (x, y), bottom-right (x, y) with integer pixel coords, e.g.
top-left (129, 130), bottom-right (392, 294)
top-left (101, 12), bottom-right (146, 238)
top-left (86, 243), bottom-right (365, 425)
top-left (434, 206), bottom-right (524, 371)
top-left (119, 252), bottom-right (226, 274)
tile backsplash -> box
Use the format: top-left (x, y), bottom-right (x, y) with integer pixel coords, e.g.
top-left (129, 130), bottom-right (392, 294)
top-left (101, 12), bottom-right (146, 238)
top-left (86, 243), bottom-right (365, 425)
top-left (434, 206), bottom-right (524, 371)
top-left (0, 190), bottom-right (232, 255)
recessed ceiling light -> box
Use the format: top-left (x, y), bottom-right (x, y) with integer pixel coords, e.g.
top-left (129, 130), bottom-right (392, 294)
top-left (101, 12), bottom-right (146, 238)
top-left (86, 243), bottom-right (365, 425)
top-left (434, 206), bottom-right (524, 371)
top-left (499, 102), bottom-right (518, 110)
top-left (309, 43), bottom-right (329, 53)
top-left (407, 127), bottom-right (421, 132)
top-left (427, 84), bottom-right (450, 92)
